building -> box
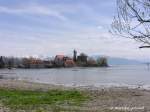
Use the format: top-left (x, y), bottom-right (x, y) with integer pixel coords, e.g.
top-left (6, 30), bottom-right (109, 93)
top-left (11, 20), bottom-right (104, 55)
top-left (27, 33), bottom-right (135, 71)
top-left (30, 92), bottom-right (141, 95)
top-left (54, 55), bottom-right (75, 67)
top-left (54, 55), bottom-right (65, 67)
top-left (73, 50), bottom-right (77, 62)
top-left (64, 56), bottom-right (75, 67)
top-left (77, 53), bottom-right (88, 63)
top-left (22, 57), bottom-right (45, 68)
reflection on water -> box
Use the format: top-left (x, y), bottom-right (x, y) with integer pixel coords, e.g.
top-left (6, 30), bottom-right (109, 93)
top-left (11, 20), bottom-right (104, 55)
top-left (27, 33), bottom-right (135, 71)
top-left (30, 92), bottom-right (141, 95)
top-left (0, 65), bottom-right (150, 88)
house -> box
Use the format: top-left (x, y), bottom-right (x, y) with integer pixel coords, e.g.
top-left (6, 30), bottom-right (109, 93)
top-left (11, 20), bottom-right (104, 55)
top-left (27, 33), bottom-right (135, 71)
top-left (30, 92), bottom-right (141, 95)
top-left (22, 57), bottom-right (45, 68)
top-left (30, 59), bottom-right (44, 68)
top-left (54, 55), bottom-right (75, 67)
top-left (64, 58), bottom-right (75, 67)
top-left (54, 55), bottom-right (65, 67)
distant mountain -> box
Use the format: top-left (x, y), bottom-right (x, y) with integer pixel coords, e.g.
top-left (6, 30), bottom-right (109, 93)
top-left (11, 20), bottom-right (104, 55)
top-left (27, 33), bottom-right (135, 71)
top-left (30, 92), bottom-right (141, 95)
top-left (92, 55), bottom-right (142, 65)
top-left (107, 57), bottom-right (141, 65)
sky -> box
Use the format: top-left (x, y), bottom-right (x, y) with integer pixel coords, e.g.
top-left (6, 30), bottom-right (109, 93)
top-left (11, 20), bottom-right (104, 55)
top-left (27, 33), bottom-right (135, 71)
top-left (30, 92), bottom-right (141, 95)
top-left (0, 0), bottom-right (149, 61)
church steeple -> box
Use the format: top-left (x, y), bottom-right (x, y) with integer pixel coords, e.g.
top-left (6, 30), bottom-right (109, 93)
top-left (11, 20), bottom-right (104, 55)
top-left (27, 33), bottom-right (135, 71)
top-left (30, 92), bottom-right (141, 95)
top-left (73, 50), bottom-right (77, 62)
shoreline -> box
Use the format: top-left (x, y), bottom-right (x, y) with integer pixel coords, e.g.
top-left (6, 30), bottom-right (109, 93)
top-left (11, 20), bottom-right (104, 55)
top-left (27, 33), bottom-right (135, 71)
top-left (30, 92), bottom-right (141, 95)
top-left (1, 76), bottom-right (150, 91)
top-left (0, 79), bottom-right (150, 92)
top-left (0, 79), bottom-right (150, 111)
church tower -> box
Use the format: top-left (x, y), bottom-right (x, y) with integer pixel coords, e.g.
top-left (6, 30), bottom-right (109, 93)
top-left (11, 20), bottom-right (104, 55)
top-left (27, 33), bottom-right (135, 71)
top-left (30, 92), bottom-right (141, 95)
top-left (73, 50), bottom-right (77, 62)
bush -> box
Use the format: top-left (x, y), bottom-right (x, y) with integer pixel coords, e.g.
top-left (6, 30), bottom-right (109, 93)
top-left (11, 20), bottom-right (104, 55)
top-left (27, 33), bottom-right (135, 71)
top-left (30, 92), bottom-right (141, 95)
top-left (97, 57), bottom-right (108, 67)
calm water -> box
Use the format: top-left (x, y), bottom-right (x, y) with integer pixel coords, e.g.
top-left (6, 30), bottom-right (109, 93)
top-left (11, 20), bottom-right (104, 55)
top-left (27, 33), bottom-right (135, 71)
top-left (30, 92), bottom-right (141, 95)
top-left (0, 65), bottom-right (150, 88)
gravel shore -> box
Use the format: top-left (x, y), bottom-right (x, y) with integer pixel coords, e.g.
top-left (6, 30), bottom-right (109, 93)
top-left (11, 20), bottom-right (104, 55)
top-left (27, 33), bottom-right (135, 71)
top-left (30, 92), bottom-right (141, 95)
top-left (0, 79), bottom-right (150, 112)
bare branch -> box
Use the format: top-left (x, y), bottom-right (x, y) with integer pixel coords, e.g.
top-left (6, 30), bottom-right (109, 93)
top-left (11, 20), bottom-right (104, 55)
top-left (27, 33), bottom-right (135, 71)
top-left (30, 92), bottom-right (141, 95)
top-left (111, 0), bottom-right (150, 46)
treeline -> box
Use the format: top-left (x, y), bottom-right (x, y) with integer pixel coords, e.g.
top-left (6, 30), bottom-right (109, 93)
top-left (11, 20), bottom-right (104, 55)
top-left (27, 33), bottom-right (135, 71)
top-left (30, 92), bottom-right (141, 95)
top-left (75, 53), bottom-right (108, 67)
top-left (86, 57), bottom-right (108, 67)
top-left (0, 55), bottom-right (108, 69)
top-left (0, 56), bottom-right (54, 69)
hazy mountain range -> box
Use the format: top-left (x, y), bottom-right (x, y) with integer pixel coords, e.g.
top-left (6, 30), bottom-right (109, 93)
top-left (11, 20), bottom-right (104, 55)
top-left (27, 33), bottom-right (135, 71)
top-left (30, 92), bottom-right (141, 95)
top-left (93, 56), bottom-right (142, 65)
top-left (107, 57), bottom-right (142, 65)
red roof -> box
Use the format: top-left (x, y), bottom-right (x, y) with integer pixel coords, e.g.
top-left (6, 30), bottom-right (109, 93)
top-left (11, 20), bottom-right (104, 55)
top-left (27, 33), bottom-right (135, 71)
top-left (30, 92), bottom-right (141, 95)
top-left (55, 55), bottom-right (65, 60)
top-left (65, 59), bottom-right (75, 66)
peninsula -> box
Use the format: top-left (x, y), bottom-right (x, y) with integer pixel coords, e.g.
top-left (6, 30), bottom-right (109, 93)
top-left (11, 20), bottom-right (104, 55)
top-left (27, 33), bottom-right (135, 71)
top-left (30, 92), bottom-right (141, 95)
top-left (0, 50), bottom-right (108, 69)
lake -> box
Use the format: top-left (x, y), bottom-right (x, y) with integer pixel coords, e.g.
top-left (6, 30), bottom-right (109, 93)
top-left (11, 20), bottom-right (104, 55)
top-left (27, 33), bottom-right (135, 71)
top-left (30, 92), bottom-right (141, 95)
top-left (0, 65), bottom-right (150, 88)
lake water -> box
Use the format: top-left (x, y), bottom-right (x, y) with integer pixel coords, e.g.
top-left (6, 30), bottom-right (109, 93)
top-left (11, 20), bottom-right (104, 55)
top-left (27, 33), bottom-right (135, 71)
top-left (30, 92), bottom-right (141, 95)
top-left (0, 65), bottom-right (150, 88)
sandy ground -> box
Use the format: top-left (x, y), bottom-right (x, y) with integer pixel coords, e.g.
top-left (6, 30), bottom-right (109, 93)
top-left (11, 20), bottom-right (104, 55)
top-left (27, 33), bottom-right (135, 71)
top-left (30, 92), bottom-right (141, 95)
top-left (0, 79), bottom-right (150, 112)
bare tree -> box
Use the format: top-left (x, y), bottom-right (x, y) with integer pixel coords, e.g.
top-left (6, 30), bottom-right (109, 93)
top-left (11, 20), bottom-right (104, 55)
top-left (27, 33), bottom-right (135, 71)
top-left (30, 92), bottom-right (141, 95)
top-left (111, 0), bottom-right (150, 48)
top-left (97, 57), bottom-right (108, 67)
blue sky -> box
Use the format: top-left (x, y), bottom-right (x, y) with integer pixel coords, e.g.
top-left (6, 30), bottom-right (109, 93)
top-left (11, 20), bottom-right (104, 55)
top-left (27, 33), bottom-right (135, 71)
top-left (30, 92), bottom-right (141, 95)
top-left (0, 0), bottom-right (149, 61)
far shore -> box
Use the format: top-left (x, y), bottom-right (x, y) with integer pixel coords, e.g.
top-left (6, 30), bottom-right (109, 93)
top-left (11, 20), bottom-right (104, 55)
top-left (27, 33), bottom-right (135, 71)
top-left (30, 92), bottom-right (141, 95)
top-left (0, 79), bottom-right (150, 112)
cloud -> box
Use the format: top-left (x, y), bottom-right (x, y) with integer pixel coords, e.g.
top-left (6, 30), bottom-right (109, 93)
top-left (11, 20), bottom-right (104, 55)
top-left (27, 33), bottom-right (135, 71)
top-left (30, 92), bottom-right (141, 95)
top-left (0, 0), bottom-right (149, 61)
top-left (0, 28), bottom-right (148, 61)
top-left (0, 4), bottom-right (67, 21)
